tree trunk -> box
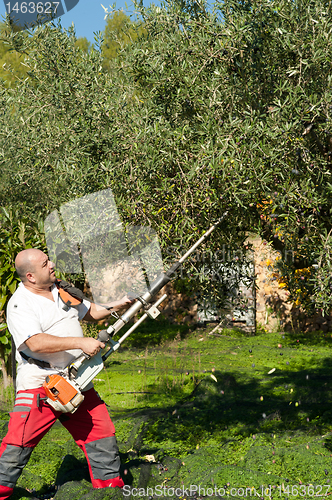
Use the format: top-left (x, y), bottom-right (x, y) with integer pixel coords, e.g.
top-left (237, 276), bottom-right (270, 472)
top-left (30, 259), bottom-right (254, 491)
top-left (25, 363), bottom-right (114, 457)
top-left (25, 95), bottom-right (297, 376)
top-left (0, 345), bottom-right (10, 389)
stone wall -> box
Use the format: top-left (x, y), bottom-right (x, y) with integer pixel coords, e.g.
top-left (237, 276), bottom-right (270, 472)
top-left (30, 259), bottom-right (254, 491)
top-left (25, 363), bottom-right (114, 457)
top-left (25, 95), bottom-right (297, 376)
top-left (248, 235), bottom-right (290, 332)
top-left (159, 234), bottom-right (331, 333)
top-left (248, 235), bottom-right (331, 333)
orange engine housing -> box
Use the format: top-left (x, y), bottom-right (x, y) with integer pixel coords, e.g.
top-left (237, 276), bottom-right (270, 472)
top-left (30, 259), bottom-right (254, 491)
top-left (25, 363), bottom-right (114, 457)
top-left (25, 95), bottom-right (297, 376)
top-left (43, 373), bottom-right (80, 406)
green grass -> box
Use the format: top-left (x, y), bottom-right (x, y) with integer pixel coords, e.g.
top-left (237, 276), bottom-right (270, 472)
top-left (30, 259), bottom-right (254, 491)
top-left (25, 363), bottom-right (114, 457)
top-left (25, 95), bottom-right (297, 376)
top-left (3, 323), bottom-right (332, 498)
top-left (96, 325), bottom-right (332, 495)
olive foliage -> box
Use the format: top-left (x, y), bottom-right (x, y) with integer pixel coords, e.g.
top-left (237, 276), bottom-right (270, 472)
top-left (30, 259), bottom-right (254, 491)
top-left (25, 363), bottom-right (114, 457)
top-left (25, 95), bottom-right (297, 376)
top-left (101, 10), bottom-right (147, 70)
top-left (112, 0), bottom-right (332, 315)
top-left (1, 0), bottom-right (332, 318)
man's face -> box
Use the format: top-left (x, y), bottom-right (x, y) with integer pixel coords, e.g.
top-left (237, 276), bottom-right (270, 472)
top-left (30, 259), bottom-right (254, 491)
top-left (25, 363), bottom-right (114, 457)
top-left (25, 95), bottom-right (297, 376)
top-left (29, 251), bottom-right (56, 287)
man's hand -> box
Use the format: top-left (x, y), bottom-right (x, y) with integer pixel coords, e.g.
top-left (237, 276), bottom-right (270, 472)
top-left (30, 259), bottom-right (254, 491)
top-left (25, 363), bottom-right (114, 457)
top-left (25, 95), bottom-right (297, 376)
top-left (114, 295), bottom-right (136, 310)
top-left (79, 337), bottom-right (105, 357)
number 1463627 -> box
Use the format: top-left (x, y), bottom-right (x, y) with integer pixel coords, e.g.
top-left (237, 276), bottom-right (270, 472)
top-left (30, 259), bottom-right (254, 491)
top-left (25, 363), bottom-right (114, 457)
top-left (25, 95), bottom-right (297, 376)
top-left (5, 2), bottom-right (60, 14)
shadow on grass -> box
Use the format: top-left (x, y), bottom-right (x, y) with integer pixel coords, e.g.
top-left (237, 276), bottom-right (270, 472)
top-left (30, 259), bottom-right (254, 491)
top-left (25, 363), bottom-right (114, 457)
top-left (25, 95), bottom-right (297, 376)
top-left (115, 356), bottom-right (332, 451)
top-left (283, 329), bottom-right (332, 347)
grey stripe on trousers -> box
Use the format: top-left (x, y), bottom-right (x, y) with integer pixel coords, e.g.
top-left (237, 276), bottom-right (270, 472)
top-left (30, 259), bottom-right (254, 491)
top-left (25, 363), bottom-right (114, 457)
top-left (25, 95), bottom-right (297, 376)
top-left (84, 436), bottom-right (121, 480)
top-left (0, 444), bottom-right (33, 488)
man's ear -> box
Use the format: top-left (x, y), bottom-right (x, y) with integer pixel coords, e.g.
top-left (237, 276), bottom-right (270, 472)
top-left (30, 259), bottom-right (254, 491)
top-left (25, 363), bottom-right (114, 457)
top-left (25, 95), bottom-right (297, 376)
top-left (26, 272), bottom-right (36, 284)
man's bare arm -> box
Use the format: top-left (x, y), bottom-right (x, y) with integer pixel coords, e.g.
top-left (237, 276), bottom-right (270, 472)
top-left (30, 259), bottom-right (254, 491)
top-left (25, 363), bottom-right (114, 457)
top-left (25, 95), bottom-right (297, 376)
top-left (84, 295), bottom-right (135, 322)
top-left (25, 333), bottom-right (104, 357)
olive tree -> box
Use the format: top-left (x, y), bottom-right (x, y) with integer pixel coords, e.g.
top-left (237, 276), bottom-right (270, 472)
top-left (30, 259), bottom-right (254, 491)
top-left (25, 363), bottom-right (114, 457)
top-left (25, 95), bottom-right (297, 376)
top-left (1, 0), bottom-right (332, 321)
top-left (105, 0), bottom-right (332, 315)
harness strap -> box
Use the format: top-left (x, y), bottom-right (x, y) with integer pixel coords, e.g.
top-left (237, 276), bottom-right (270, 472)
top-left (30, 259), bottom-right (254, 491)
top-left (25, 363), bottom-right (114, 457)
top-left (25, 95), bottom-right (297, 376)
top-left (55, 279), bottom-right (88, 302)
top-left (55, 280), bottom-right (113, 311)
top-left (20, 351), bottom-right (52, 369)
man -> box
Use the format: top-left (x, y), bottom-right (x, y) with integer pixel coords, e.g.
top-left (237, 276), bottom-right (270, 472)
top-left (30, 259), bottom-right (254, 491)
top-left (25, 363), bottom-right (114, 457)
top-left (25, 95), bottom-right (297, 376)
top-left (0, 248), bottom-right (133, 499)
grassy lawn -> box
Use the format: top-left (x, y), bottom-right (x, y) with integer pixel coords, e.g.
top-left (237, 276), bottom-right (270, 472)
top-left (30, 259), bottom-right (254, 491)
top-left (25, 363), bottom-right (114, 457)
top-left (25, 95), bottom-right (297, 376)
top-left (2, 321), bottom-right (332, 499)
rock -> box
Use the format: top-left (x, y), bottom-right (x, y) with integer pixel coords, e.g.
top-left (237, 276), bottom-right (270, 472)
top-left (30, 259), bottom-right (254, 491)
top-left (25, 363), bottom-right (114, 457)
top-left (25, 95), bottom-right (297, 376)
top-left (306, 319), bottom-right (315, 325)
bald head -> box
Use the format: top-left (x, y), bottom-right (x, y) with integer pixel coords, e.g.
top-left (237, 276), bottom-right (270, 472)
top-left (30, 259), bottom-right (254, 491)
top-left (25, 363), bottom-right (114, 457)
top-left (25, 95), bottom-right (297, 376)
top-left (15, 249), bottom-right (48, 283)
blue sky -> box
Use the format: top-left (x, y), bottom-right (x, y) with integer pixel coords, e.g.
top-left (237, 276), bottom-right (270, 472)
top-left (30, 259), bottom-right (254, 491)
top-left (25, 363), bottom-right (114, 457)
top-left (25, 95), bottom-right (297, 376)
top-left (0, 0), bottom-right (147, 42)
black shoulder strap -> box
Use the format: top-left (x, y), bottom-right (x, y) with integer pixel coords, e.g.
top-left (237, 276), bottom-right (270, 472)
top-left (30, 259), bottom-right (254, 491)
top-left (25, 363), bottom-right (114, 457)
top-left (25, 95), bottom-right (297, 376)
top-left (20, 351), bottom-right (52, 369)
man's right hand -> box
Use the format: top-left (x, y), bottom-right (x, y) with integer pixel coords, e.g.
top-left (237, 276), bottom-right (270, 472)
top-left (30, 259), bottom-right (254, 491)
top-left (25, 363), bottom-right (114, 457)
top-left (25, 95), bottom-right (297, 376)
top-left (80, 337), bottom-right (105, 357)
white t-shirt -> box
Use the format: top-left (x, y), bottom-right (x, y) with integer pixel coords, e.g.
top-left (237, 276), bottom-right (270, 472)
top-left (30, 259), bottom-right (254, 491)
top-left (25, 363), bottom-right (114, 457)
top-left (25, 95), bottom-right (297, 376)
top-left (7, 282), bottom-right (91, 391)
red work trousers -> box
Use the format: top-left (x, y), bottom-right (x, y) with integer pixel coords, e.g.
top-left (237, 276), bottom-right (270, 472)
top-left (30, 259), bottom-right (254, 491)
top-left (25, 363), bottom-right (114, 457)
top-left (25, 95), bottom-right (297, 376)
top-left (0, 387), bottom-right (124, 499)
